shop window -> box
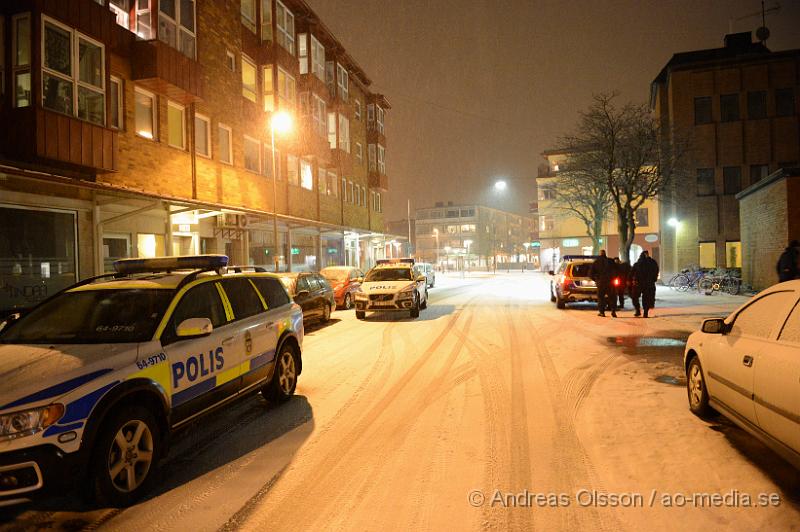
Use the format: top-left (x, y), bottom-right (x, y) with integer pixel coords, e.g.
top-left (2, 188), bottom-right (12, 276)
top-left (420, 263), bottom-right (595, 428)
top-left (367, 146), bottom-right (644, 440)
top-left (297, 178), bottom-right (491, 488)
top-left (0, 206), bottom-right (77, 313)
top-left (109, 76), bottom-right (123, 129)
top-left (720, 94), bottom-right (739, 122)
top-left (135, 87), bottom-right (156, 139)
top-left (137, 233), bottom-right (165, 258)
top-left (167, 101), bottom-right (185, 149)
top-left (747, 91), bottom-right (766, 119)
top-left (13, 13), bottom-right (32, 108)
top-left (103, 233), bottom-right (131, 272)
top-left (244, 135), bottom-right (261, 173)
top-left (726, 241), bottom-right (741, 268)
top-left (696, 168), bottom-right (715, 196)
top-left (775, 88), bottom-right (795, 117)
top-left (195, 113), bottom-right (210, 157)
top-left (694, 96), bottom-right (712, 125)
top-left (218, 123), bottom-right (232, 164)
top-left (723, 166), bottom-right (741, 195)
top-left (698, 242), bottom-right (716, 269)
top-left (42, 17), bottom-right (106, 125)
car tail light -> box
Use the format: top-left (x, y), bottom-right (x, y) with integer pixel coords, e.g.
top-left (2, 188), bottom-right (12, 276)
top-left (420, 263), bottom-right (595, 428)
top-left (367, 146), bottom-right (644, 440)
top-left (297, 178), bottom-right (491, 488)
top-left (612, 277), bottom-right (620, 287)
top-left (560, 275), bottom-right (570, 288)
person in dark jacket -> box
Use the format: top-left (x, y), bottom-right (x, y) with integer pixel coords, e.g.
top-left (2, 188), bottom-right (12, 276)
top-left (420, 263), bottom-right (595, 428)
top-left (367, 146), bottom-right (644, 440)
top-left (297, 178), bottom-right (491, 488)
top-left (590, 250), bottom-right (617, 317)
top-left (776, 240), bottom-right (799, 283)
top-left (614, 258), bottom-right (631, 309)
top-left (631, 250), bottom-right (659, 318)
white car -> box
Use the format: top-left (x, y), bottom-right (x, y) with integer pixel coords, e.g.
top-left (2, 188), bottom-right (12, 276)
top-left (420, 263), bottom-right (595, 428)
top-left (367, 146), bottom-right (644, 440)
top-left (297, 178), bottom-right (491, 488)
top-left (354, 259), bottom-right (428, 319)
top-left (684, 280), bottom-right (800, 468)
top-left (0, 255), bottom-right (303, 507)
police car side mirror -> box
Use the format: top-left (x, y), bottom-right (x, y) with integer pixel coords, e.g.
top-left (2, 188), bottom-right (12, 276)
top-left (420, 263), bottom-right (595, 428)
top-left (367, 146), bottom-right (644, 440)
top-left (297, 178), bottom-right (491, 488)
top-left (296, 290), bottom-right (310, 299)
top-left (416, 275), bottom-right (427, 282)
top-left (176, 318), bottom-right (213, 338)
top-left (701, 318), bottom-right (727, 335)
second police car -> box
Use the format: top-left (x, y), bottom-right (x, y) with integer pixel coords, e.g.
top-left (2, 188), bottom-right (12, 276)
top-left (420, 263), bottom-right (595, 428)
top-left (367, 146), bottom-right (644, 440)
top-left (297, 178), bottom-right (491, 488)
top-left (0, 255), bottom-right (303, 507)
top-left (354, 259), bottom-right (429, 320)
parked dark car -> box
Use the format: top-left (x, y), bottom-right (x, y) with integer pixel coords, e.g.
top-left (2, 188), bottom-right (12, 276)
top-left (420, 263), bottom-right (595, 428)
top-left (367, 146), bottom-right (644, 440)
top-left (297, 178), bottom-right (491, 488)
top-left (280, 272), bottom-right (336, 324)
top-left (320, 266), bottom-right (363, 309)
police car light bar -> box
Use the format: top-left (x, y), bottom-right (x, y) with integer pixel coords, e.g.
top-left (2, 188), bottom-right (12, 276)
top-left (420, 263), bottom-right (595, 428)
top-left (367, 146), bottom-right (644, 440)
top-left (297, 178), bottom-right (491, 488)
top-left (114, 255), bottom-right (229, 275)
top-left (376, 258), bottom-right (415, 265)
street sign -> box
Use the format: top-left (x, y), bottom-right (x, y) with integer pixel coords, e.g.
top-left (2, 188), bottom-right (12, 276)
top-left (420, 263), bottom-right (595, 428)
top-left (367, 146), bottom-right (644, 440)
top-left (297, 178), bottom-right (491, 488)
top-left (562, 238), bottom-right (580, 248)
top-left (531, 241), bottom-right (541, 248)
top-left (327, 247), bottom-right (338, 254)
top-left (291, 247), bottom-right (300, 255)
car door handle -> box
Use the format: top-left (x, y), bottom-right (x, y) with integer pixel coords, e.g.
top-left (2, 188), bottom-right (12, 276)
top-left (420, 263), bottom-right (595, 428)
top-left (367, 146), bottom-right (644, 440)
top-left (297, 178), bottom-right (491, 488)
top-left (742, 355), bottom-right (753, 367)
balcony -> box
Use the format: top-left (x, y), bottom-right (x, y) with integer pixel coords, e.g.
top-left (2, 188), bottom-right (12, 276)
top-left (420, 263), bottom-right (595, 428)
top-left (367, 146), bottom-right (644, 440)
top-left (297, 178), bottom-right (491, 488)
top-left (369, 171), bottom-right (388, 191)
top-left (131, 40), bottom-right (204, 104)
top-left (0, 107), bottom-right (117, 174)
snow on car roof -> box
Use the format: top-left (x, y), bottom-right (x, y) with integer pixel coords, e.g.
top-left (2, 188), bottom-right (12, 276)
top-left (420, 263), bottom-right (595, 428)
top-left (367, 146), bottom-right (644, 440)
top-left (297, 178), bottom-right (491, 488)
top-left (69, 271), bottom-right (216, 291)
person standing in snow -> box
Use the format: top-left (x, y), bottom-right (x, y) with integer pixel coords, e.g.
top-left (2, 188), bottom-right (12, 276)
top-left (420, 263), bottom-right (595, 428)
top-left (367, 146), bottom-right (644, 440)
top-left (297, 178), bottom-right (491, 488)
top-left (631, 250), bottom-right (659, 318)
top-left (590, 250), bottom-right (617, 317)
top-left (776, 240), bottom-right (799, 283)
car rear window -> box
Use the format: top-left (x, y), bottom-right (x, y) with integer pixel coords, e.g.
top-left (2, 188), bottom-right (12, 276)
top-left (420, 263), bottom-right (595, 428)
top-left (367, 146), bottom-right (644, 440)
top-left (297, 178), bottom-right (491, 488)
top-left (570, 264), bottom-right (593, 277)
top-left (251, 277), bottom-right (291, 308)
top-left (221, 278), bottom-right (264, 320)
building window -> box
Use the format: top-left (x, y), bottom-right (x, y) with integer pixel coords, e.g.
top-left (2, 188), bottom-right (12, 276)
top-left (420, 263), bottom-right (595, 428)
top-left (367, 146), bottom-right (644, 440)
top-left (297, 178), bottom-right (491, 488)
top-left (157, 0), bottom-right (196, 59)
top-left (694, 96), bottom-right (712, 125)
top-left (635, 208), bottom-right (649, 227)
top-left (261, 0), bottom-right (273, 42)
top-left (539, 215), bottom-right (555, 232)
top-left (719, 94), bottom-right (739, 122)
top-left (109, 76), bottom-right (123, 129)
top-left (354, 99), bottom-right (361, 121)
top-left (195, 113), bottom-right (210, 157)
top-left (275, 0), bottom-right (294, 55)
top-left (263, 65), bottom-right (274, 112)
top-left (298, 33), bottom-right (308, 74)
top-left (376, 192), bottom-right (382, 212)
top-left (338, 114), bottom-right (350, 152)
top-left (341, 177), bottom-right (347, 199)
top-left (135, 1), bottom-right (154, 39)
top-left (775, 88), bottom-right (795, 117)
top-left (311, 35), bottom-right (325, 81)
top-left (317, 167), bottom-right (326, 194)
top-left (537, 187), bottom-right (556, 201)
top-left (376, 106), bottom-right (385, 134)
top-left (328, 171), bottom-right (337, 197)
top-left (750, 164), bottom-right (769, 183)
top-left (327, 111), bottom-right (336, 149)
top-left (349, 181), bottom-right (355, 204)
top-left (244, 136), bottom-right (261, 173)
top-left (42, 18), bottom-right (106, 125)
top-left (355, 142), bottom-right (363, 163)
top-left (242, 55), bottom-right (257, 103)
top-left (109, 0), bottom-right (130, 30)
top-left (134, 88), bottom-right (156, 139)
top-left (276, 67), bottom-right (295, 108)
top-left (367, 103), bottom-right (374, 123)
top-left (368, 144), bottom-right (376, 171)
top-left (722, 166), bottom-right (741, 195)
top-left (241, 0), bottom-right (256, 33)
top-left (698, 242), bottom-right (716, 269)
top-left (312, 93), bottom-right (326, 137)
top-left (336, 63), bottom-right (349, 101)
top-left (167, 101), bottom-right (185, 149)
top-left (696, 168), bottom-right (715, 196)
top-left (747, 90), bottom-right (766, 119)
top-left (226, 50), bottom-right (235, 72)
top-left (286, 154), bottom-right (299, 185)
top-left (300, 159), bottom-right (313, 190)
top-left (12, 14), bottom-right (31, 107)
top-left (378, 145), bottom-right (385, 174)
top-left (218, 123), bottom-right (232, 164)
top-left (726, 241), bottom-right (741, 268)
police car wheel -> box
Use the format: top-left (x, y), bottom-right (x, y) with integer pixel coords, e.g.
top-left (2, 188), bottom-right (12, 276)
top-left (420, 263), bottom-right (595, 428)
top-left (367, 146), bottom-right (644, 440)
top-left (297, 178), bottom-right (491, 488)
top-left (264, 345), bottom-right (298, 403)
top-left (92, 406), bottom-right (161, 507)
top-left (410, 297), bottom-right (420, 318)
top-left (420, 292), bottom-right (428, 310)
top-left (356, 310), bottom-right (366, 320)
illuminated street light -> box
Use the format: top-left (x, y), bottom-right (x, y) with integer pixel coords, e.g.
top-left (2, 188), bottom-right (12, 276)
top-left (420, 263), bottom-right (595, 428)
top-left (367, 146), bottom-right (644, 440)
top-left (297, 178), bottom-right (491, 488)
top-left (269, 111), bottom-right (293, 272)
top-left (494, 180), bottom-right (508, 191)
top-left (667, 217), bottom-right (680, 227)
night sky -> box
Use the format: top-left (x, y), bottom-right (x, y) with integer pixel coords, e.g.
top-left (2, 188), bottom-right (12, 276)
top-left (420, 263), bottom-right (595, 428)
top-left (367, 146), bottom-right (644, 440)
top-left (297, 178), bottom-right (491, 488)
top-left (307, 0), bottom-right (800, 221)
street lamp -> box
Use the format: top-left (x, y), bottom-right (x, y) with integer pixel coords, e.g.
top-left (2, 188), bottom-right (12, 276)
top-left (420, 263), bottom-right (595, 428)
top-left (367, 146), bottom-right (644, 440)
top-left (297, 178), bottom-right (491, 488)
top-left (494, 179), bottom-right (508, 192)
top-left (432, 228), bottom-right (440, 267)
top-left (270, 110), bottom-right (292, 272)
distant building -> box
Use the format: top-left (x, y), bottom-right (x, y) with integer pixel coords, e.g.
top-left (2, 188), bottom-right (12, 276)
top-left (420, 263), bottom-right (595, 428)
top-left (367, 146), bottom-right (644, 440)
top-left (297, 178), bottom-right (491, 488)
top-left (415, 202), bottom-right (538, 270)
top-left (537, 150), bottom-right (662, 272)
top-left (650, 32), bottom-right (800, 276)
top-left (737, 167), bottom-right (800, 290)
top-left (386, 219), bottom-right (415, 256)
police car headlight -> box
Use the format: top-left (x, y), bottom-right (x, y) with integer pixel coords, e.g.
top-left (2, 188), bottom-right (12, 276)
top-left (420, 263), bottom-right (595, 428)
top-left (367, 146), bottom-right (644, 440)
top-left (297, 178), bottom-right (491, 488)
top-left (0, 404), bottom-right (64, 441)
top-left (354, 292), bottom-right (368, 300)
top-left (397, 285), bottom-right (415, 299)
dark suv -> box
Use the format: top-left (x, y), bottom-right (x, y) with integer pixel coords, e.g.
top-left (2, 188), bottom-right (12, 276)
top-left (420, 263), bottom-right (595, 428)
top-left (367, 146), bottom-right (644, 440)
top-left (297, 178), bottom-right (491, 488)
top-left (549, 255), bottom-right (600, 309)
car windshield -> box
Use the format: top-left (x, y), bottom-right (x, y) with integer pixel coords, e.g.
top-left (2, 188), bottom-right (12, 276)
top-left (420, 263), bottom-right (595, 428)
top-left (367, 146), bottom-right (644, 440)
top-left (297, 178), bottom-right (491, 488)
top-left (0, 289), bottom-right (174, 344)
top-left (365, 268), bottom-right (413, 282)
top-left (321, 269), bottom-right (348, 281)
top-left (571, 264), bottom-right (593, 277)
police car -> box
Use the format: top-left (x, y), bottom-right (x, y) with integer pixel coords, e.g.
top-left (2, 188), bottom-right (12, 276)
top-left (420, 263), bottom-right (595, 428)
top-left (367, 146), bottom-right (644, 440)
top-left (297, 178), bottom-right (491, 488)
top-left (354, 259), bottom-right (428, 320)
top-left (0, 255), bottom-right (303, 507)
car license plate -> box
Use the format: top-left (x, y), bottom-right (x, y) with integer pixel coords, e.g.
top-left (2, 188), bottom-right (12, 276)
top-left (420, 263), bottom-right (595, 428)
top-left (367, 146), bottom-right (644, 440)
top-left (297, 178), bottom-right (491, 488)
top-left (372, 301), bottom-right (393, 307)
top-left (580, 280), bottom-right (595, 287)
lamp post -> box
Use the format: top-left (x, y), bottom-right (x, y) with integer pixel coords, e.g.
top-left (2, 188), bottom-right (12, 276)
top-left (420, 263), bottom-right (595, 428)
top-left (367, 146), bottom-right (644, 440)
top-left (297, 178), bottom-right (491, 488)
top-left (432, 228), bottom-right (440, 267)
top-left (270, 111), bottom-right (292, 272)
top-left (523, 242), bottom-right (530, 272)
top-left (668, 217), bottom-right (681, 276)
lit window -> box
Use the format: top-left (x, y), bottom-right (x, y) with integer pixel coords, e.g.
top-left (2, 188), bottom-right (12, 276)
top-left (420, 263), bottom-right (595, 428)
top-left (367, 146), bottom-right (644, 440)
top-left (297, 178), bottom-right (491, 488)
top-left (135, 1), bottom-right (153, 39)
top-left (311, 35), bottom-right (325, 82)
top-left (167, 101), bottom-right (185, 149)
top-left (336, 63), bottom-right (348, 101)
top-left (699, 242), bottom-right (716, 269)
top-left (338, 114), bottom-right (350, 152)
top-left (42, 18), bottom-right (106, 125)
top-left (263, 65), bottom-right (274, 111)
top-left (134, 88), bottom-right (156, 139)
top-left (226, 50), bottom-right (235, 72)
top-left (275, 0), bottom-right (294, 55)
top-left (109, 0), bottom-right (130, 30)
top-left (244, 135), bottom-right (261, 173)
top-left (300, 159), bottom-right (313, 190)
top-left (327, 112), bottom-right (336, 149)
top-left (241, 0), bottom-right (256, 33)
top-left (218, 123), bottom-right (232, 164)
top-left (109, 76), bottom-right (123, 129)
top-left (726, 241), bottom-right (741, 268)
top-left (376, 193), bottom-right (381, 212)
top-left (298, 33), bottom-right (308, 74)
top-left (242, 55), bottom-right (257, 103)
top-left (195, 113), bottom-right (210, 157)
top-left (261, 0), bottom-right (272, 42)
top-left (157, 0), bottom-right (196, 59)
top-left (12, 14), bottom-right (31, 108)
top-left (276, 66), bottom-right (295, 108)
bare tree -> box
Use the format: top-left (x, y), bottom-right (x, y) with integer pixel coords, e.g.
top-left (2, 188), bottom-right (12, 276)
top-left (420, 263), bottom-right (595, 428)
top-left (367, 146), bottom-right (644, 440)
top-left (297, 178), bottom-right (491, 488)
top-left (560, 93), bottom-right (689, 261)
top-left (547, 166), bottom-right (612, 254)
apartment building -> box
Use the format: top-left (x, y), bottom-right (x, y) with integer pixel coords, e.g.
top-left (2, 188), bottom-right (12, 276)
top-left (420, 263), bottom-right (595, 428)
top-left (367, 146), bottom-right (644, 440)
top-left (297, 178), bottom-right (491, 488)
top-left (650, 32), bottom-right (800, 276)
top-left (0, 0), bottom-right (391, 314)
top-left (536, 150), bottom-right (661, 272)
top-left (415, 202), bottom-right (538, 270)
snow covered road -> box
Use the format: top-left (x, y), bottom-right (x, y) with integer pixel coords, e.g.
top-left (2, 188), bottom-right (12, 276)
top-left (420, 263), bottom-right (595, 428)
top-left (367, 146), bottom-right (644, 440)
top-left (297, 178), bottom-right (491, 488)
top-left (2, 272), bottom-right (798, 531)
